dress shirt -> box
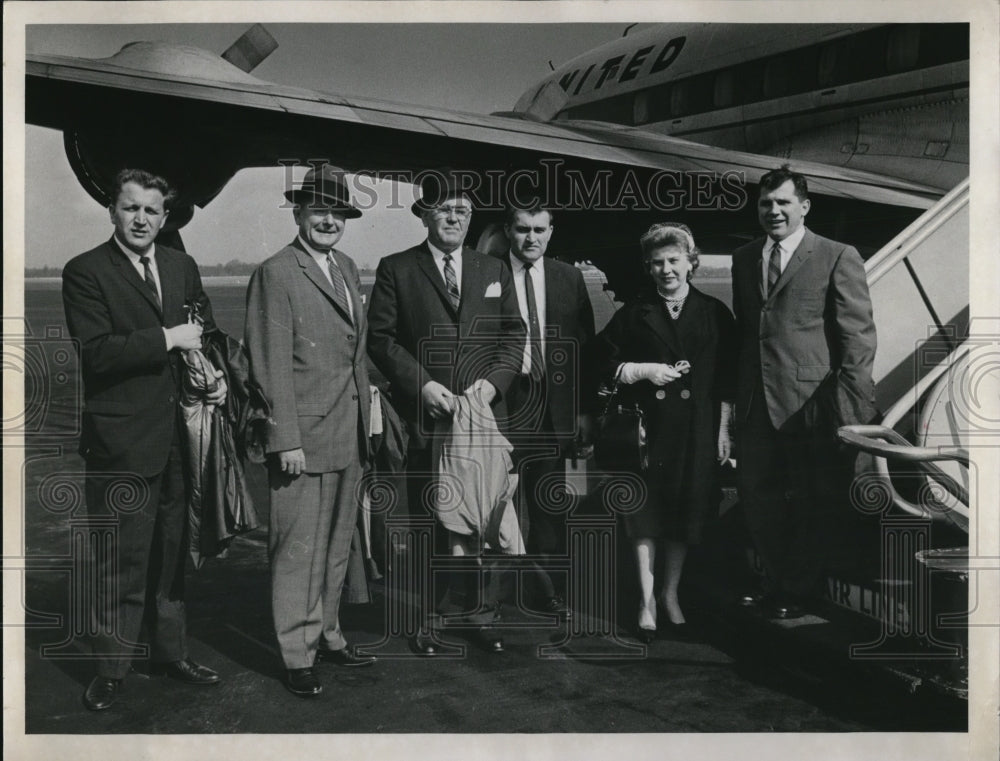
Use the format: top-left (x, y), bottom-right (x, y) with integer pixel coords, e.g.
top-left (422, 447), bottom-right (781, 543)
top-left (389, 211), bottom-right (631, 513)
top-left (760, 223), bottom-right (806, 287)
top-left (114, 235), bottom-right (161, 303)
top-left (298, 235), bottom-right (354, 321)
top-left (427, 241), bottom-right (463, 297)
top-left (115, 235), bottom-right (179, 348)
top-left (508, 251), bottom-right (547, 375)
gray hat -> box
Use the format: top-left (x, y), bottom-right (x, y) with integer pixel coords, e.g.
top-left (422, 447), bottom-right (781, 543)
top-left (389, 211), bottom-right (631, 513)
top-left (284, 164), bottom-right (362, 218)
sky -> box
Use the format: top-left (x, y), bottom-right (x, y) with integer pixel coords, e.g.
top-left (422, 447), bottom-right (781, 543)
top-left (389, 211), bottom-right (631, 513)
top-left (25, 23), bottom-right (628, 269)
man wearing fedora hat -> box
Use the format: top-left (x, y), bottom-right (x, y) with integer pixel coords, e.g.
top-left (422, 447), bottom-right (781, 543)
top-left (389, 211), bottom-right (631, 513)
top-left (368, 169), bottom-right (525, 655)
top-left (245, 164), bottom-right (375, 697)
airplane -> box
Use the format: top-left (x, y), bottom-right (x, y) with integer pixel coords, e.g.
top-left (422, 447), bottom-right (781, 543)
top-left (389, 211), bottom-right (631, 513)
top-left (516, 22), bottom-right (968, 193)
top-left (25, 23), bottom-right (955, 274)
top-left (22, 22), bottom-right (975, 702)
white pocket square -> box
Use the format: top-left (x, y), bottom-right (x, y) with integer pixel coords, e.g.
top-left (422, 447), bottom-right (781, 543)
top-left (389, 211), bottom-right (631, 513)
top-left (484, 281), bottom-right (501, 298)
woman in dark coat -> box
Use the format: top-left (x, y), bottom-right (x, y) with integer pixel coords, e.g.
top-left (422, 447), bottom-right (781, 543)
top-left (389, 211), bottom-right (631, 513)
top-left (592, 223), bottom-right (735, 641)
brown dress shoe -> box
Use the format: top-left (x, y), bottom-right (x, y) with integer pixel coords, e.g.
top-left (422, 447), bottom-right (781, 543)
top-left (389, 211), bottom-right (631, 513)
top-left (83, 676), bottom-right (121, 711)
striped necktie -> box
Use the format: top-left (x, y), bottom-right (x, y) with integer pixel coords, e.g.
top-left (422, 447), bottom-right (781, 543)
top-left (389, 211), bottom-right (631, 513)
top-left (766, 240), bottom-right (782, 297)
top-left (139, 255), bottom-right (161, 310)
top-left (442, 253), bottom-right (460, 310)
top-left (326, 253), bottom-right (352, 323)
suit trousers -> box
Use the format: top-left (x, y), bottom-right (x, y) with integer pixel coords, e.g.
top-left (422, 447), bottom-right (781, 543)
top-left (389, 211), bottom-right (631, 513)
top-left (738, 382), bottom-right (845, 600)
top-left (405, 446), bottom-right (500, 628)
top-left (268, 437), bottom-right (361, 669)
top-left (506, 374), bottom-right (570, 601)
top-left (87, 427), bottom-right (188, 679)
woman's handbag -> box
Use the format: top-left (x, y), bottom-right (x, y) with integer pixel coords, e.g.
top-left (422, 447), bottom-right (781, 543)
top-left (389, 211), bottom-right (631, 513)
top-left (594, 370), bottom-right (648, 473)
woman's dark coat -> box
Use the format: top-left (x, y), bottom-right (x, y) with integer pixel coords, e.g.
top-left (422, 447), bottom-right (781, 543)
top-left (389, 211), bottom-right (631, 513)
top-left (591, 286), bottom-right (736, 543)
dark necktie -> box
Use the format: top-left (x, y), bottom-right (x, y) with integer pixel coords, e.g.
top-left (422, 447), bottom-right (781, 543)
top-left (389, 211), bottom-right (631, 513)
top-left (443, 253), bottom-right (460, 310)
top-left (766, 240), bottom-right (782, 298)
top-left (326, 253), bottom-right (353, 323)
top-left (139, 255), bottom-right (161, 310)
top-left (523, 262), bottom-right (544, 379)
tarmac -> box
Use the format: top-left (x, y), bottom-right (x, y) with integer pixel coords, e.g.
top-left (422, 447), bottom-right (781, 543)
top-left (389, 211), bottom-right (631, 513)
top-left (18, 460), bottom-right (966, 735)
top-left (13, 277), bottom-right (967, 740)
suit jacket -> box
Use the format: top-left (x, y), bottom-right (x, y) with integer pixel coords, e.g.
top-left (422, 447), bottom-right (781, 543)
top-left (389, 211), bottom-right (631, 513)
top-left (62, 238), bottom-right (215, 477)
top-left (244, 239), bottom-right (370, 472)
top-left (492, 253), bottom-right (596, 442)
top-left (367, 242), bottom-right (524, 448)
top-left (731, 226), bottom-right (876, 432)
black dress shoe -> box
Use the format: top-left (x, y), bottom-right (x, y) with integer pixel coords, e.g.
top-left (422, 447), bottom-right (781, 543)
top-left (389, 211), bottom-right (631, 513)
top-left (411, 632), bottom-right (437, 657)
top-left (316, 647), bottom-right (376, 667)
top-left (159, 658), bottom-right (221, 685)
top-left (285, 667), bottom-right (322, 698)
top-left (766, 599), bottom-right (806, 620)
top-left (636, 627), bottom-right (657, 644)
top-left (476, 627), bottom-right (504, 653)
top-left (737, 590), bottom-right (765, 607)
top-left (543, 596), bottom-right (571, 620)
top-left (83, 676), bottom-right (121, 711)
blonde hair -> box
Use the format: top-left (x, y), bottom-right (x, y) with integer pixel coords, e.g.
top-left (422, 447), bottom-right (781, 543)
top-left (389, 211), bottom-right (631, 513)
top-left (640, 222), bottom-right (700, 276)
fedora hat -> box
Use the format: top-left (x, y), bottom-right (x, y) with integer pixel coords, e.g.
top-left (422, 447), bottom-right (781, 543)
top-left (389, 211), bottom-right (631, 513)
top-left (284, 164), bottom-right (362, 218)
top-left (410, 169), bottom-right (473, 217)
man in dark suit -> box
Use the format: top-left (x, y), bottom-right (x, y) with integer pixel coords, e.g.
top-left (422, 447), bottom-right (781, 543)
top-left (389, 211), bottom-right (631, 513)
top-left (495, 201), bottom-right (595, 618)
top-left (367, 170), bottom-right (524, 654)
top-left (63, 168), bottom-right (224, 711)
top-left (731, 164), bottom-right (877, 619)
top-left (245, 164), bottom-right (375, 698)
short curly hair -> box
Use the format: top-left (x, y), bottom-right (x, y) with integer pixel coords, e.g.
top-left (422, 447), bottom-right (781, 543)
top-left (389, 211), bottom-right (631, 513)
top-left (639, 222), bottom-right (700, 277)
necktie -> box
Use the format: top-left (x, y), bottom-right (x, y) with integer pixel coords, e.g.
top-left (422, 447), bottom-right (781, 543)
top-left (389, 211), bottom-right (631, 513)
top-left (523, 262), bottom-right (544, 379)
top-left (766, 240), bottom-right (782, 297)
top-left (139, 255), bottom-right (161, 310)
top-left (326, 253), bottom-right (353, 323)
top-left (443, 253), bottom-right (460, 310)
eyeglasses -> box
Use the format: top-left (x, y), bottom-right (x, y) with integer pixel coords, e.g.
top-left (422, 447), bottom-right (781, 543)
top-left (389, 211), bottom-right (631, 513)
top-left (430, 205), bottom-right (472, 219)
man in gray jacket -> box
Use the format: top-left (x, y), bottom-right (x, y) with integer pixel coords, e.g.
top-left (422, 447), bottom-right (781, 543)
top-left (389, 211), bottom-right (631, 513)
top-left (245, 164), bottom-right (375, 698)
top-left (731, 164), bottom-right (877, 619)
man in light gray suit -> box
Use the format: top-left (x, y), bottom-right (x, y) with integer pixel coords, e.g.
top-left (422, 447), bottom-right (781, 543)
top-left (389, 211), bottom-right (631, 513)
top-left (731, 164), bottom-right (877, 620)
top-left (245, 164), bottom-right (375, 698)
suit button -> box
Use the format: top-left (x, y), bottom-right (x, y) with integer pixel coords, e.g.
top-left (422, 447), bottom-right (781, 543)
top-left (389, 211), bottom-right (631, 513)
top-left (680, 389), bottom-right (691, 400)
top-left (347, 334), bottom-right (355, 341)
top-left (352, 394), bottom-right (359, 401)
top-left (168, 395), bottom-right (175, 403)
top-left (655, 390), bottom-right (666, 400)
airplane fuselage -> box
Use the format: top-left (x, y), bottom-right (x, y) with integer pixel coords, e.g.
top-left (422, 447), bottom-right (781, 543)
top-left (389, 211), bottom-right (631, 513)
top-left (515, 23), bottom-right (969, 191)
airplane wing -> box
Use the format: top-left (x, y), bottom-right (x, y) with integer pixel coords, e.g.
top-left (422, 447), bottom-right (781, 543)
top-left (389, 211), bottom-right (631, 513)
top-left (26, 42), bottom-right (941, 213)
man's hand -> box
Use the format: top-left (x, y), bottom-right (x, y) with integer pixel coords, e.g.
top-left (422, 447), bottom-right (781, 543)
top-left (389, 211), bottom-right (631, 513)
top-left (422, 380), bottom-right (456, 420)
top-left (165, 323), bottom-right (203, 351)
top-left (276, 448), bottom-right (306, 476)
top-left (576, 413), bottom-right (594, 446)
top-left (463, 379), bottom-right (497, 407)
top-left (205, 370), bottom-right (227, 406)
